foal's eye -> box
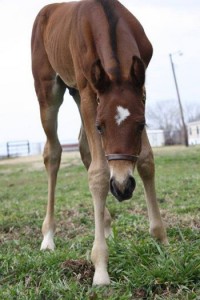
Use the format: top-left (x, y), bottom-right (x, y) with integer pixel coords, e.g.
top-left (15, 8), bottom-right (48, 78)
top-left (96, 124), bottom-right (104, 134)
top-left (138, 123), bottom-right (145, 132)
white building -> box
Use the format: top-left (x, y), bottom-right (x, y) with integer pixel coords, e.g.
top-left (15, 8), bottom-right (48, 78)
top-left (187, 120), bottom-right (200, 145)
top-left (147, 129), bottom-right (165, 147)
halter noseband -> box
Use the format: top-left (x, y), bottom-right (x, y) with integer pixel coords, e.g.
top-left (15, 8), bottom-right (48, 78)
top-left (105, 154), bottom-right (139, 162)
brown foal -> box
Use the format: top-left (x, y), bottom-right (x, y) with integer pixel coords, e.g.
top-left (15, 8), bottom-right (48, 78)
top-left (31, 0), bottom-right (168, 285)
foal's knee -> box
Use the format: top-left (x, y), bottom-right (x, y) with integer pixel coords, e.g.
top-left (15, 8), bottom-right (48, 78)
top-left (43, 142), bottom-right (62, 170)
top-left (137, 150), bottom-right (155, 180)
top-left (88, 166), bottom-right (110, 198)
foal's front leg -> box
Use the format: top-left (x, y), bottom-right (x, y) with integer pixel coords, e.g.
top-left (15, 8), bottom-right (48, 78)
top-left (89, 166), bottom-right (110, 285)
top-left (73, 91), bottom-right (112, 239)
top-left (80, 87), bottom-right (110, 285)
top-left (137, 130), bottom-right (168, 244)
top-left (78, 125), bottom-right (112, 239)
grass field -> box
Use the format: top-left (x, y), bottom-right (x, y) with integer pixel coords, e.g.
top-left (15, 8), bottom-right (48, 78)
top-left (0, 146), bottom-right (200, 299)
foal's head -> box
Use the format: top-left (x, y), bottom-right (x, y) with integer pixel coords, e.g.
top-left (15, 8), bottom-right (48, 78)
top-left (91, 56), bottom-right (146, 201)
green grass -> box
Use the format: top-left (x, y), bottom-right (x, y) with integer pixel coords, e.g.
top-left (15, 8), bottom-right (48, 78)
top-left (0, 146), bottom-right (200, 299)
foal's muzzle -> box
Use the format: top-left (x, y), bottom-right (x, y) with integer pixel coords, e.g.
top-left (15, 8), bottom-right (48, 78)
top-left (110, 175), bottom-right (136, 202)
top-left (106, 153), bottom-right (138, 201)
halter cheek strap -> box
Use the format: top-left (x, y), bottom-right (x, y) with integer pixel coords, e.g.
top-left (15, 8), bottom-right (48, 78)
top-left (105, 154), bottom-right (139, 162)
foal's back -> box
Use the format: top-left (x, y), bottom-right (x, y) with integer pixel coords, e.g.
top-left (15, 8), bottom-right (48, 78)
top-left (32, 0), bottom-right (152, 88)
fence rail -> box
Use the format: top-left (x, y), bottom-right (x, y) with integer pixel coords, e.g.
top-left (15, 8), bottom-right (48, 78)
top-left (62, 143), bottom-right (79, 152)
top-left (6, 140), bottom-right (30, 158)
top-left (0, 141), bottom-right (79, 159)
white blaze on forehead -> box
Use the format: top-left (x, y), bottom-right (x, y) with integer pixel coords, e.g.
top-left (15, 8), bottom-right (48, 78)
top-left (115, 106), bottom-right (131, 126)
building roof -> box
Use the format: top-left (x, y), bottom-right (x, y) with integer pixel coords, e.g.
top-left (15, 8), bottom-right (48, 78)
top-left (187, 120), bottom-right (200, 126)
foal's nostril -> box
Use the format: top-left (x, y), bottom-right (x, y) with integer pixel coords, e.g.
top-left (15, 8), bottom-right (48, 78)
top-left (127, 176), bottom-right (136, 197)
top-left (110, 176), bottom-right (136, 202)
top-left (127, 176), bottom-right (136, 193)
top-left (110, 177), bottom-right (117, 197)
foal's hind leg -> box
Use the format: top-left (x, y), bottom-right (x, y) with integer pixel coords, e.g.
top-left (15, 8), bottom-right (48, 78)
top-left (39, 78), bottom-right (65, 250)
top-left (71, 88), bottom-right (112, 238)
top-left (137, 130), bottom-right (168, 244)
top-left (32, 19), bottom-right (66, 250)
top-left (40, 102), bottom-right (64, 250)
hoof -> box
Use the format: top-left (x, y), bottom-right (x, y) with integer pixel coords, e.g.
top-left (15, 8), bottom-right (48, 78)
top-left (161, 237), bottom-right (169, 246)
top-left (40, 231), bottom-right (55, 250)
top-left (150, 225), bottom-right (169, 245)
top-left (92, 270), bottom-right (110, 286)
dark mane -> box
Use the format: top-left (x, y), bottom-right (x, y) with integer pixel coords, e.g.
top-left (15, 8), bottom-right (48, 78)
top-left (96, 0), bottom-right (119, 60)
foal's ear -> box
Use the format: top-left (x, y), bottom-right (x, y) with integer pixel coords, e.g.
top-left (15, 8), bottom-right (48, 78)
top-left (91, 59), bottom-right (110, 93)
top-left (130, 56), bottom-right (145, 88)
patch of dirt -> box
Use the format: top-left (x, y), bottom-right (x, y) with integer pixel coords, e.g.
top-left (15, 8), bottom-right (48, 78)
top-left (0, 152), bottom-right (82, 174)
top-left (56, 207), bottom-right (93, 239)
top-left (0, 152), bottom-right (81, 166)
top-left (162, 211), bottom-right (200, 230)
top-left (61, 259), bottom-right (94, 283)
top-left (0, 155), bottom-right (43, 165)
top-left (133, 288), bottom-right (147, 299)
top-left (127, 207), bottom-right (148, 217)
top-left (0, 225), bottom-right (41, 244)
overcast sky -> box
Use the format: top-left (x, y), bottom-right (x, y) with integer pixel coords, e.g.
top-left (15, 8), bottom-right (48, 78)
top-left (0, 0), bottom-right (199, 143)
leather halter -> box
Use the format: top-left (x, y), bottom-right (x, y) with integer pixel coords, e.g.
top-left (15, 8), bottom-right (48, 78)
top-left (106, 154), bottom-right (139, 162)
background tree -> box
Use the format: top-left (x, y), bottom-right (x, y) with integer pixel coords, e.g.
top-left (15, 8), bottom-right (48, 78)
top-left (146, 100), bottom-right (200, 145)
